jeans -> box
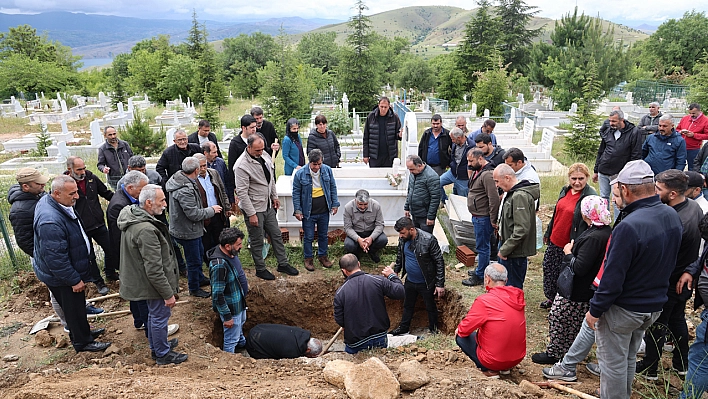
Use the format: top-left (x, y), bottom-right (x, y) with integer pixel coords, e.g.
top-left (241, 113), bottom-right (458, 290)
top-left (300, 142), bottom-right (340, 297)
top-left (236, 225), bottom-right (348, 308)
top-left (221, 310), bottom-right (247, 353)
top-left (345, 334), bottom-right (387, 354)
top-left (499, 256), bottom-right (528, 289)
top-left (343, 231), bottom-right (388, 257)
top-left (245, 208), bottom-right (290, 271)
top-left (173, 237), bottom-right (205, 292)
top-left (596, 305), bottom-right (660, 399)
top-left (687, 149), bottom-right (700, 172)
top-left (457, 332), bottom-right (489, 371)
top-left (398, 280), bottom-right (439, 332)
top-left (472, 216), bottom-right (492, 280)
top-left (302, 212), bottom-right (330, 259)
top-left (681, 308), bottom-right (708, 399)
top-left (130, 300), bottom-right (149, 337)
top-left (146, 298), bottom-right (172, 358)
top-left (561, 318), bottom-right (597, 371)
top-left (412, 216), bottom-right (434, 234)
top-left (642, 290), bottom-right (689, 372)
top-left (598, 173), bottom-right (620, 221)
top-left (439, 170), bottom-right (468, 202)
top-left (48, 285), bottom-right (93, 350)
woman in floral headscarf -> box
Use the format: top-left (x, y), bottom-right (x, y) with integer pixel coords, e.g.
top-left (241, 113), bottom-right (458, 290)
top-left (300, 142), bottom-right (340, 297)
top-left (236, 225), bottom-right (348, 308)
top-left (531, 195), bottom-right (612, 365)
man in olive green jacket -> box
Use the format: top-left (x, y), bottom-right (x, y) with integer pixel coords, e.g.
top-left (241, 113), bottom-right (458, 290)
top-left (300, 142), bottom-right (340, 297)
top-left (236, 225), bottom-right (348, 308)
top-left (493, 164), bottom-right (540, 290)
top-left (117, 184), bottom-right (187, 365)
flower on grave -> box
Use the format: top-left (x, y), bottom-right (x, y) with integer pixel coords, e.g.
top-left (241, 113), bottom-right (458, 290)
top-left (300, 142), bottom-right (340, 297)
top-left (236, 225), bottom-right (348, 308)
top-left (386, 173), bottom-right (402, 187)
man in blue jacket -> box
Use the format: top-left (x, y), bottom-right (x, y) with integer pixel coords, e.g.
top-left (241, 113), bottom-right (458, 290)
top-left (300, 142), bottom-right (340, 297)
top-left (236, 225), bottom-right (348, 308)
top-left (33, 175), bottom-right (111, 353)
top-left (642, 114), bottom-right (687, 174)
top-left (585, 160), bottom-right (682, 399)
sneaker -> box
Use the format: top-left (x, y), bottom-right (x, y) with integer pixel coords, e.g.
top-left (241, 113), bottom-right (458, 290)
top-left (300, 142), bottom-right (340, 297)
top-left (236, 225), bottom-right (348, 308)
top-left (637, 340), bottom-right (646, 356)
top-left (85, 305), bottom-right (105, 315)
top-left (482, 370), bottom-right (500, 379)
top-left (190, 289), bottom-right (210, 298)
top-left (369, 251), bottom-right (381, 263)
top-left (672, 366), bottom-right (688, 376)
top-left (539, 299), bottom-right (552, 309)
top-left (156, 350), bottom-right (188, 365)
top-left (152, 338), bottom-right (179, 360)
top-left (461, 276), bottom-right (483, 287)
top-left (95, 281), bottom-right (109, 295)
top-left (542, 363), bottom-right (577, 382)
top-left (167, 324), bottom-right (179, 336)
top-left (389, 326), bottom-right (409, 336)
top-left (199, 278), bottom-right (210, 287)
top-left (500, 369), bottom-right (511, 375)
top-left (664, 341), bottom-right (675, 352)
top-left (304, 258), bottom-right (315, 272)
top-left (586, 362), bottom-right (601, 377)
top-left (636, 360), bottom-right (658, 381)
top-left (531, 352), bottom-right (559, 365)
top-left (277, 264), bottom-right (299, 276)
top-left (255, 269), bottom-right (275, 280)
top-left (318, 256), bottom-right (333, 268)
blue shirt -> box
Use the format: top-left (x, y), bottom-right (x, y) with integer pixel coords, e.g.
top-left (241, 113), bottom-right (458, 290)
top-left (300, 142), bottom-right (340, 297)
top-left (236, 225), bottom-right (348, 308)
top-left (198, 174), bottom-right (218, 207)
top-left (404, 241), bottom-right (425, 284)
top-left (426, 133), bottom-right (441, 166)
top-left (120, 184), bottom-right (139, 204)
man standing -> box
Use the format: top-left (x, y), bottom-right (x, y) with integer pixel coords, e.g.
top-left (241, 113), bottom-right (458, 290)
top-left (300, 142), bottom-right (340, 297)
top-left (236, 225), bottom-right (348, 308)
top-left (503, 148), bottom-right (540, 184)
top-left (493, 164), bottom-right (540, 289)
top-left (685, 171), bottom-right (708, 213)
top-left (474, 133), bottom-right (505, 167)
top-left (292, 149), bottom-right (340, 271)
top-left (33, 176), bottom-right (111, 353)
top-left (342, 189), bottom-right (387, 263)
top-left (467, 119), bottom-right (498, 147)
top-left (188, 120), bottom-right (222, 158)
top-left (165, 157), bottom-right (222, 298)
top-left (404, 155), bottom-right (441, 234)
top-left (593, 109), bottom-right (643, 217)
top-left (227, 115), bottom-right (259, 208)
top-left (208, 228), bottom-right (249, 353)
top-left (156, 129), bottom-right (202, 184)
top-left (585, 160), bottom-right (682, 399)
top-left (391, 216), bottom-right (445, 335)
top-left (642, 114), bottom-right (686, 174)
top-left (202, 141), bottom-right (232, 203)
top-left (193, 153), bottom-right (231, 262)
top-left (363, 97), bottom-right (402, 168)
top-left (97, 125), bottom-right (133, 190)
top-left (636, 169), bottom-right (702, 380)
top-left (638, 102), bottom-right (663, 142)
top-left (118, 184), bottom-right (186, 365)
top-left (65, 156), bottom-right (113, 292)
top-left (234, 135), bottom-right (299, 280)
top-left (418, 114), bottom-right (451, 176)
top-left (462, 149), bottom-right (500, 287)
top-left (678, 103), bottom-right (708, 169)
top-left (440, 127), bottom-right (472, 202)
top-left (117, 156), bottom-right (162, 186)
top-left (334, 254), bottom-right (405, 353)
top-left (8, 168), bottom-right (48, 257)
top-left (456, 263), bottom-right (526, 378)
top-left (455, 115), bottom-right (469, 135)
top-left (251, 106), bottom-right (280, 156)
top-left (245, 324), bottom-right (322, 359)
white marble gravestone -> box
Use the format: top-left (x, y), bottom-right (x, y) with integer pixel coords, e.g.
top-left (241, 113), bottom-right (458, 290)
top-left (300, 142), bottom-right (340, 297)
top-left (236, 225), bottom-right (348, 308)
top-left (166, 127), bottom-right (177, 144)
top-left (60, 100), bottom-right (68, 114)
top-left (117, 102), bottom-right (125, 117)
top-left (99, 92), bottom-right (107, 108)
top-left (471, 103), bottom-right (477, 118)
top-left (56, 141), bottom-right (69, 163)
top-left (483, 109), bottom-right (490, 118)
top-left (523, 117), bottom-right (534, 140)
top-left (539, 128), bottom-right (554, 154)
top-left (61, 120), bottom-right (69, 135)
top-left (342, 93), bottom-right (349, 115)
top-left (127, 98), bottom-right (134, 113)
top-left (570, 103), bottom-right (578, 113)
top-left (90, 120), bottom-right (103, 146)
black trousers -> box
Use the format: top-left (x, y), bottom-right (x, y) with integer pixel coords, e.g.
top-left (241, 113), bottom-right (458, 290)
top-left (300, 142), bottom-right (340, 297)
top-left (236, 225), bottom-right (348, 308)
top-left (369, 154), bottom-right (394, 168)
top-left (643, 289), bottom-right (690, 372)
top-left (398, 280), bottom-right (438, 332)
top-left (412, 216), bottom-right (434, 234)
top-left (47, 284), bottom-right (93, 350)
top-left (86, 225), bottom-right (113, 277)
top-left (202, 214), bottom-right (226, 264)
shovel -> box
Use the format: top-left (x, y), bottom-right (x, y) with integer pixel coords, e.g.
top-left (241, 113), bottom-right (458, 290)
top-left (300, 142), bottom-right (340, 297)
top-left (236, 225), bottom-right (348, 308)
top-left (320, 327), bottom-right (344, 356)
top-left (531, 380), bottom-right (598, 399)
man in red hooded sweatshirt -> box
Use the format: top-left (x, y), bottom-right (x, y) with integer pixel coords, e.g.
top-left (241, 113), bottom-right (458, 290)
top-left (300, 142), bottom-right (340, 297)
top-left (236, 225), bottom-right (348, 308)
top-left (455, 262), bottom-right (526, 378)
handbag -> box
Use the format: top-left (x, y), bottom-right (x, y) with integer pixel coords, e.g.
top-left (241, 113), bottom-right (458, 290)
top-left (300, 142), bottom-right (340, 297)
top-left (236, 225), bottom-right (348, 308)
top-left (557, 257), bottom-right (575, 299)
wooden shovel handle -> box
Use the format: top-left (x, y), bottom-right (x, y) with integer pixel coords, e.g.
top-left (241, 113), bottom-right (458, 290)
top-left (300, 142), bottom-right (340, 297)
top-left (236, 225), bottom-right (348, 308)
top-left (548, 381), bottom-right (599, 399)
top-left (321, 327), bottom-right (344, 355)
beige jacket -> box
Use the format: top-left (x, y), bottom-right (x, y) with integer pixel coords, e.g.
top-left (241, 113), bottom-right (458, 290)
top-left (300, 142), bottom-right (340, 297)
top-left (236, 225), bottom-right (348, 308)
top-left (234, 150), bottom-right (277, 216)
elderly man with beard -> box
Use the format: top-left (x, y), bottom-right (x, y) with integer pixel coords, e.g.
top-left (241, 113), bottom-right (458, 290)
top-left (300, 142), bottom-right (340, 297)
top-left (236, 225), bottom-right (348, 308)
top-left (97, 125), bottom-right (133, 190)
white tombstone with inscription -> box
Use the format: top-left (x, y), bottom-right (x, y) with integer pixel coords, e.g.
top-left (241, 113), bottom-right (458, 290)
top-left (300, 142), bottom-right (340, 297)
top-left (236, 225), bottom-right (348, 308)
top-left (471, 103), bottom-right (477, 118)
top-left (483, 109), bottom-right (490, 118)
top-left (539, 128), bottom-right (554, 155)
top-left (523, 117), bottom-right (534, 140)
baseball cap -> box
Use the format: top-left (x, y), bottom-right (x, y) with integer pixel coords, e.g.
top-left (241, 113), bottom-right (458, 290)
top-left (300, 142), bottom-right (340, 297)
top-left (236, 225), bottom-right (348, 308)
top-left (15, 168), bottom-right (50, 184)
top-left (610, 160), bottom-right (654, 185)
top-left (685, 171), bottom-right (706, 188)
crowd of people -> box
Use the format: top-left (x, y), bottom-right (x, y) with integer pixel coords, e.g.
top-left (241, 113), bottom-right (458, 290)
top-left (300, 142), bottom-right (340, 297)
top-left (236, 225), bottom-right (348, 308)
top-left (9, 100), bottom-right (708, 398)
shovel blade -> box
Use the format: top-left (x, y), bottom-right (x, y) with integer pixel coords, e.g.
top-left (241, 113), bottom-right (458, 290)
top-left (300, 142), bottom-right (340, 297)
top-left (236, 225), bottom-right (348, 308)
top-left (29, 316), bottom-right (60, 334)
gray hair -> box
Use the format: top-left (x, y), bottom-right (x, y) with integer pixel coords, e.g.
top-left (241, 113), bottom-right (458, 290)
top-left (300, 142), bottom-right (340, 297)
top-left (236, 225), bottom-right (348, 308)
top-left (193, 153), bottom-right (207, 162)
top-left (355, 189), bottom-right (370, 203)
top-left (449, 127), bottom-right (465, 138)
top-left (65, 156), bottom-right (82, 169)
top-left (406, 154), bottom-right (424, 166)
top-left (201, 141), bottom-right (215, 154)
top-left (247, 134), bottom-right (264, 147)
top-left (122, 170), bottom-right (149, 188)
top-left (51, 175), bottom-right (75, 192)
top-left (659, 114), bottom-right (673, 122)
top-left (307, 338), bottom-right (323, 356)
top-left (649, 102), bottom-right (660, 108)
top-left (181, 157), bottom-right (200, 174)
top-left (308, 148), bottom-right (323, 164)
top-left (138, 184), bottom-right (162, 207)
top-left (485, 263), bottom-right (507, 282)
top-left (609, 109), bottom-right (625, 120)
top-left (174, 129), bottom-right (187, 138)
top-left (494, 163), bottom-right (516, 177)
top-left (128, 155), bottom-right (147, 169)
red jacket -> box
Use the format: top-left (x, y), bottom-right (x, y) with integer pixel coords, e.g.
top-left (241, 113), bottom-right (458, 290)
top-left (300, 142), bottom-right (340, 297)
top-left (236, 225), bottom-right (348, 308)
top-left (457, 285), bottom-right (526, 370)
top-left (677, 113), bottom-right (708, 150)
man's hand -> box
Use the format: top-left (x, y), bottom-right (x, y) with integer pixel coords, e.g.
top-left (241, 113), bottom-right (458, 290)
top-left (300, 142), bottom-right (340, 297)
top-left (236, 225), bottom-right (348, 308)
top-left (273, 199), bottom-right (281, 210)
top-left (435, 287), bottom-right (445, 298)
top-left (382, 266), bottom-right (395, 277)
top-left (404, 210), bottom-right (410, 218)
top-left (563, 240), bottom-right (574, 255)
top-left (677, 272), bottom-right (693, 295)
top-left (295, 165), bottom-right (302, 171)
top-left (72, 280), bottom-right (85, 293)
top-left (271, 142), bottom-right (280, 152)
top-left (331, 207), bottom-right (338, 216)
top-left (164, 295), bottom-right (176, 308)
top-left (585, 312), bottom-right (599, 330)
top-left (358, 237), bottom-right (370, 252)
top-left (426, 219), bottom-right (435, 226)
top-left (103, 166), bottom-right (110, 174)
top-left (363, 157), bottom-right (369, 164)
top-left (498, 251), bottom-right (507, 261)
top-left (454, 327), bottom-right (459, 336)
top-left (223, 318), bottom-right (235, 328)
top-left (212, 205), bottom-right (222, 213)
top-left (225, 210), bottom-right (232, 218)
top-left (592, 173), bottom-right (598, 183)
top-left (295, 213), bottom-right (303, 221)
top-left (249, 214), bottom-right (259, 226)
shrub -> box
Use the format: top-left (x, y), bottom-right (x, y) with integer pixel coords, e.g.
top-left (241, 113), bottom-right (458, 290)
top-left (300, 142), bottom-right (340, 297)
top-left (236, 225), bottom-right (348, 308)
top-left (119, 109), bottom-right (166, 157)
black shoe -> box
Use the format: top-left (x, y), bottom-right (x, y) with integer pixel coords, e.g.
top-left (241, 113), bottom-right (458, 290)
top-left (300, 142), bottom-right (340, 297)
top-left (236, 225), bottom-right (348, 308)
top-left (152, 338), bottom-right (179, 360)
top-left (199, 278), bottom-right (210, 287)
top-left (156, 350), bottom-right (188, 365)
top-left (179, 269), bottom-right (188, 277)
top-left (90, 328), bottom-right (106, 339)
top-left (531, 352), bottom-right (559, 365)
top-left (461, 276), bottom-right (483, 287)
top-left (255, 269), bottom-right (275, 280)
top-left (106, 273), bottom-right (120, 282)
top-left (390, 326), bottom-right (409, 336)
top-left (95, 281), bottom-right (109, 295)
top-left (636, 360), bottom-right (658, 380)
top-left (277, 265), bottom-right (299, 276)
top-left (76, 341), bottom-right (111, 352)
top-left (540, 300), bottom-right (553, 309)
top-left (190, 289), bottom-right (210, 298)
top-left (369, 251), bottom-right (381, 263)
top-left (467, 269), bottom-right (478, 277)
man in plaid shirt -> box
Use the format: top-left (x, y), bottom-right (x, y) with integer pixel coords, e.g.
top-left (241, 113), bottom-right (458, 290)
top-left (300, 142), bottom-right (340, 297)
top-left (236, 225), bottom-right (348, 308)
top-left (208, 228), bottom-right (249, 353)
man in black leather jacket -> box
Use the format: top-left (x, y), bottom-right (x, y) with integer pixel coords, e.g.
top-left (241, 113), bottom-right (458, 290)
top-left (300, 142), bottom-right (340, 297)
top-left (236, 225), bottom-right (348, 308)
top-left (391, 217), bottom-right (445, 335)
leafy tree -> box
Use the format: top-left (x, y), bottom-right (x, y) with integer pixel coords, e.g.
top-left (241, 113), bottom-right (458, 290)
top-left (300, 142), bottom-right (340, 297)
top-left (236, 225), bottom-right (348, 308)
top-left (297, 32), bottom-right (340, 73)
top-left (456, 0), bottom-right (502, 89)
top-left (496, 0), bottom-right (541, 73)
top-left (394, 55), bottom-right (435, 92)
top-left (0, 24), bottom-right (80, 68)
top-left (157, 54), bottom-right (197, 103)
top-left (78, 69), bottom-right (110, 96)
top-left (430, 54), bottom-right (466, 110)
top-left (222, 32), bottom-right (278, 97)
top-left (127, 49), bottom-right (165, 100)
top-left (471, 60), bottom-right (511, 116)
top-left (371, 35), bottom-right (410, 84)
top-left (564, 62), bottom-right (603, 161)
top-left (687, 52), bottom-right (708, 110)
top-left (0, 53), bottom-right (77, 98)
top-left (119, 109), bottom-right (166, 157)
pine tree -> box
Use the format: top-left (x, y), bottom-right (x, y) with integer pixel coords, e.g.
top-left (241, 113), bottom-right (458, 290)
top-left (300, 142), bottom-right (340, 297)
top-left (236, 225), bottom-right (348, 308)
top-left (564, 62), bottom-right (603, 161)
top-left (496, 0), bottom-right (541, 73)
top-left (119, 109), bottom-right (166, 157)
top-left (186, 10), bottom-right (205, 60)
top-left (456, 0), bottom-right (502, 90)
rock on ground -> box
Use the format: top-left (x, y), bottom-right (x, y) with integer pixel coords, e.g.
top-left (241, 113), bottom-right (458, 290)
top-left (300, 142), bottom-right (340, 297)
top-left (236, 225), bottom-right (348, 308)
top-left (35, 330), bottom-right (53, 347)
top-left (344, 357), bottom-right (400, 399)
top-left (324, 359), bottom-right (355, 389)
top-left (397, 360), bottom-right (430, 391)
top-left (519, 380), bottom-right (544, 397)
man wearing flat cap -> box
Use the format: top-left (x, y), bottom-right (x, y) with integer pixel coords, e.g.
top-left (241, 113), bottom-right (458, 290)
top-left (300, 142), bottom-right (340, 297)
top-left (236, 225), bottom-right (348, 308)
top-left (8, 168), bottom-right (49, 257)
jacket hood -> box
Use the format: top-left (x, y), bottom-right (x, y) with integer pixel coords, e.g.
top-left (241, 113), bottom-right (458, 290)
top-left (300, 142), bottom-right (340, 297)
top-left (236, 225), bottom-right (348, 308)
top-left (164, 171), bottom-right (194, 194)
top-left (509, 180), bottom-right (540, 200)
top-left (619, 120), bottom-right (637, 134)
top-left (8, 184), bottom-right (44, 204)
top-left (117, 204), bottom-right (160, 232)
top-left (488, 285), bottom-right (526, 310)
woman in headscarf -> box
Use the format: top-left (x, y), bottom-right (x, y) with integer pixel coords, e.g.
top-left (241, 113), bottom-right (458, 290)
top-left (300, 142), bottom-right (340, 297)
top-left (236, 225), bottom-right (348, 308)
top-left (531, 195), bottom-right (612, 365)
top-left (282, 118), bottom-right (305, 176)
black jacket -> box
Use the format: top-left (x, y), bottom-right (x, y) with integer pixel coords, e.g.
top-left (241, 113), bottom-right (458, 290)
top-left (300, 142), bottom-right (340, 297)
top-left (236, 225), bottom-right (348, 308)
top-left (693, 142), bottom-right (708, 172)
top-left (594, 120), bottom-right (643, 175)
top-left (545, 184), bottom-right (598, 243)
top-left (245, 324), bottom-right (309, 359)
top-left (7, 184), bottom-right (45, 257)
top-left (671, 199), bottom-right (703, 286)
top-left (450, 141), bottom-right (473, 180)
top-left (106, 187), bottom-right (136, 259)
top-left (257, 120), bottom-right (277, 157)
top-left (418, 127), bottom-right (452, 167)
top-left (394, 228), bottom-right (446, 290)
top-left (155, 143), bottom-right (202, 184)
top-left (307, 128), bottom-right (341, 168)
top-left (97, 139), bottom-right (133, 181)
top-left (486, 145), bottom-right (505, 167)
top-left (63, 170), bottom-right (113, 231)
top-left (363, 106), bottom-right (402, 160)
top-left (560, 224), bottom-right (611, 302)
top-left (188, 131), bottom-right (222, 158)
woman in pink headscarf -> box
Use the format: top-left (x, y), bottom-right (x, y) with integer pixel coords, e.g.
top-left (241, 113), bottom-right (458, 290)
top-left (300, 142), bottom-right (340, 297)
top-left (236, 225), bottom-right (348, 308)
top-left (532, 195), bottom-right (612, 365)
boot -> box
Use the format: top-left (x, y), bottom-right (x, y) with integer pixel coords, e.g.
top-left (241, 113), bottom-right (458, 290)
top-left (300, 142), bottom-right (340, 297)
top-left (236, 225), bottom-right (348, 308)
top-left (318, 255), bottom-right (333, 268)
top-left (304, 258), bottom-right (315, 271)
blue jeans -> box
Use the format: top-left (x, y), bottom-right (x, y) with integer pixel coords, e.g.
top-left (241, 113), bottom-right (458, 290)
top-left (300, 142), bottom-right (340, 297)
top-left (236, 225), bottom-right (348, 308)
top-left (345, 334), bottom-right (387, 354)
top-left (303, 212), bottom-right (330, 259)
top-left (173, 237), bottom-right (205, 292)
top-left (687, 149), bottom-right (700, 172)
top-left (456, 332), bottom-right (489, 371)
top-left (130, 300), bottom-right (149, 337)
top-left (146, 298), bottom-right (172, 358)
top-left (681, 309), bottom-right (708, 399)
top-left (440, 170), bottom-right (468, 202)
top-left (221, 310), bottom-right (247, 353)
top-left (598, 173), bottom-right (620, 221)
top-left (499, 256), bottom-right (528, 289)
top-left (472, 216), bottom-right (492, 279)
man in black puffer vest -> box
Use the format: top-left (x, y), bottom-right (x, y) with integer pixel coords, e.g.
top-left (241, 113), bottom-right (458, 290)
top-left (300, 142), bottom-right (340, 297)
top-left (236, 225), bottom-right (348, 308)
top-left (363, 97), bottom-right (402, 168)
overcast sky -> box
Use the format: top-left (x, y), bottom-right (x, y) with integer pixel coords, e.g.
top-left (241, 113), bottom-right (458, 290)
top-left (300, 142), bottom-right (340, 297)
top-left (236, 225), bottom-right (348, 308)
top-left (0, 0), bottom-right (698, 26)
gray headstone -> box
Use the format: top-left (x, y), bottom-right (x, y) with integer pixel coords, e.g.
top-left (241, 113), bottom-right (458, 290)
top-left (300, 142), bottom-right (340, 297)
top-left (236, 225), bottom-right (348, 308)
top-left (663, 99), bottom-right (670, 109)
top-left (61, 120), bottom-right (69, 135)
top-left (483, 109), bottom-right (490, 118)
top-left (56, 141), bottom-right (70, 162)
top-left (118, 102), bottom-right (125, 117)
top-left (523, 118), bottom-right (534, 140)
top-left (14, 100), bottom-right (23, 113)
top-left (471, 103), bottom-right (477, 118)
top-left (127, 98), bottom-right (134, 113)
top-left (99, 92), bottom-right (107, 108)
